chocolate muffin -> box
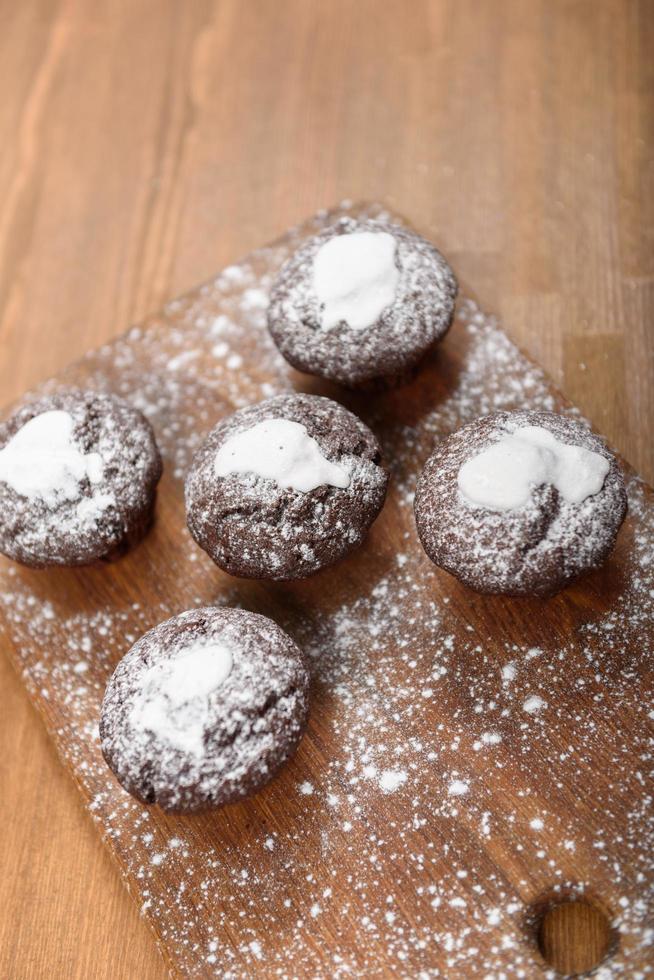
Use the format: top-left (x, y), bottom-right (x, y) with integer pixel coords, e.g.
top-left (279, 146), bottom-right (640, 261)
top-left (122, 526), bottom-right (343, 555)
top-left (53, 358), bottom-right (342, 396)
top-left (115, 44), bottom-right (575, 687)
top-left (100, 607), bottom-right (310, 813)
top-left (267, 217), bottom-right (458, 388)
top-left (185, 393), bottom-right (389, 580)
top-left (414, 410), bottom-right (627, 597)
top-left (0, 388), bottom-right (162, 567)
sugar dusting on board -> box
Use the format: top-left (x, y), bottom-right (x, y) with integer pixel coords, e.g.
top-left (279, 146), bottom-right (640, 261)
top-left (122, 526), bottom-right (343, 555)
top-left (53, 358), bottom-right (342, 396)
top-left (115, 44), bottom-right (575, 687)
top-left (0, 203), bottom-right (652, 978)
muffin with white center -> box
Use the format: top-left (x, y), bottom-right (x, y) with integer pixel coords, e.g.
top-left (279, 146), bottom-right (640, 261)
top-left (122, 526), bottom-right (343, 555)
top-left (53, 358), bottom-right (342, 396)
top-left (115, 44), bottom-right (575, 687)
top-left (0, 388), bottom-right (162, 567)
top-left (185, 393), bottom-right (389, 580)
top-left (267, 217), bottom-right (457, 388)
top-left (414, 410), bottom-right (627, 597)
top-left (100, 607), bottom-right (310, 813)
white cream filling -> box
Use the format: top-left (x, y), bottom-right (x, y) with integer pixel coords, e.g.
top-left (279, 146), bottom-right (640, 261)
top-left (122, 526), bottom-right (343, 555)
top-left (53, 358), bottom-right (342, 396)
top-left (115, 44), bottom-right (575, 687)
top-left (0, 410), bottom-right (103, 506)
top-left (457, 425), bottom-right (610, 511)
top-left (214, 418), bottom-right (350, 493)
top-left (312, 231), bottom-right (399, 330)
top-left (130, 642), bottom-right (233, 756)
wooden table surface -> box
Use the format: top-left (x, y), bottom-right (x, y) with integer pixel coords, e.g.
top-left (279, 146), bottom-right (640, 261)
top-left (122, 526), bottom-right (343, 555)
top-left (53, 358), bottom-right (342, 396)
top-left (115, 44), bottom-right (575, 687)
top-left (0, 2), bottom-right (651, 977)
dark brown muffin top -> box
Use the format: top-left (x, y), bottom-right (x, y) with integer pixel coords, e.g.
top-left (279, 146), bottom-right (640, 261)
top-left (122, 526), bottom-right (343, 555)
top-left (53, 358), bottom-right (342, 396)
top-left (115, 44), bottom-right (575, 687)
top-left (185, 393), bottom-right (389, 580)
top-left (414, 410), bottom-right (627, 597)
top-left (267, 217), bottom-right (457, 387)
top-left (100, 606), bottom-right (310, 813)
top-left (0, 387), bottom-right (162, 567)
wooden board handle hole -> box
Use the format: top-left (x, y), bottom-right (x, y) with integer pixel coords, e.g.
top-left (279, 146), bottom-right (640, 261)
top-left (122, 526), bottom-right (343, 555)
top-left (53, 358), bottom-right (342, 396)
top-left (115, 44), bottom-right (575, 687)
top-left (536, 898), bottom-right (615, 976)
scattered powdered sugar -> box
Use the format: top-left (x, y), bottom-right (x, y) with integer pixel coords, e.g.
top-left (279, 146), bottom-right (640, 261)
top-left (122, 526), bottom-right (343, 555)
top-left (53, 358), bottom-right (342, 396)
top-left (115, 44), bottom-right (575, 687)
top-left (378, 769), bottom-right (408, 793)
top-left (0, 203), bottom-right (652, 977)
top-left (522, 695), bottom-right (548, 715)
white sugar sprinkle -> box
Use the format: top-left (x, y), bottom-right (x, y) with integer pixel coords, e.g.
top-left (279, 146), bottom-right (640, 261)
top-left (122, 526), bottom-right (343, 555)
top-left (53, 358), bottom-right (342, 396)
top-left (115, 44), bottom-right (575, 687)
top-left (448, 780), bottom-right (470, 797)
top-left (522, 695), bottom-right (548, 715)
top-left (378, 770), bottom-right (407, 793)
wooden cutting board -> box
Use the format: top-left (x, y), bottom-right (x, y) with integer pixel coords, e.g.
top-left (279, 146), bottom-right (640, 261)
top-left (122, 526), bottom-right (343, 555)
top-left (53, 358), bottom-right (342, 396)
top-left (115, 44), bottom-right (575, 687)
top-left (0, 203), bottom-right (651, 979)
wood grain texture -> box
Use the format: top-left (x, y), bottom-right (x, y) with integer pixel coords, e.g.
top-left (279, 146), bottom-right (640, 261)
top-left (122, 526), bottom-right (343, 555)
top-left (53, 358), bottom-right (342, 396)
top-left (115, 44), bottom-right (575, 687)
top-left (0, 2), bottom-right (651, 978)
top-left (538, 901), bottom-right (613, 976)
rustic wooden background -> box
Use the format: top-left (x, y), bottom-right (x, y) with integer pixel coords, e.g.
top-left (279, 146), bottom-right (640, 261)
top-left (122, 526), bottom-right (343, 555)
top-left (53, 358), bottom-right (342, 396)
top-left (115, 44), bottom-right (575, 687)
top-left (0, 1), bottom-right (651, 977)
